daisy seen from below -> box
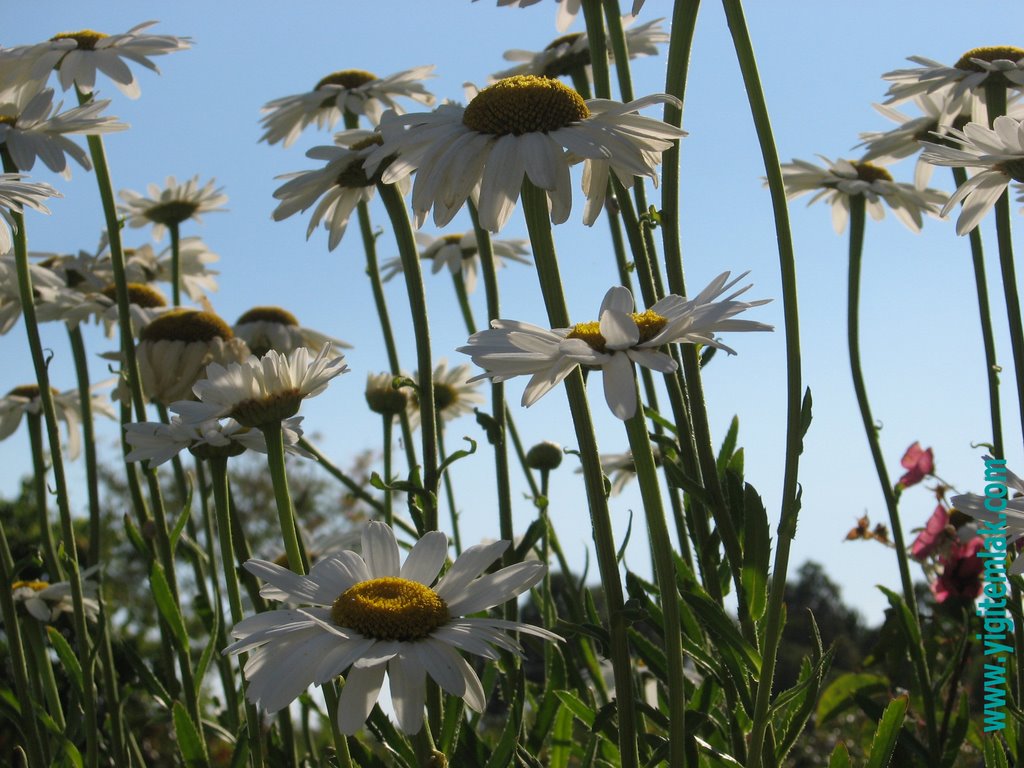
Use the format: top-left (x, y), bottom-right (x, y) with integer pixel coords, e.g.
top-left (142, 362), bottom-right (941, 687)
top-left (0, 382), bottom-right (116, 461)
top-left (272, 128), bottom-right (408, 251)
top-left (224, 521), bottom-right (559, 734)
top-left (493, 16), bottom-right (668, 81)
top-left (365, 372), bottom-right (411, 419)
top-left (482, 0), bottom-right (646, 34)
top-left (408, 360), bottom-right (485, 428)
top-left (370, 75), bottom-right (684, 232)
top-left (259, 65), bottom-right (435, 147)
top-left (13, 577), bottom-right (99, 622)
top-left (233, 305), bottom-right (350, 358)
top-left (459, 271), bottom-right (772, 420)
top-left (381, 230), bottom-right (531, 293)
top-left (124, 237), bottom-right (220, 301)
top-left (920, 115), bottom-right (1024, 235)
top-left (779, 155), bottom-right (946, 233)
top-left (118, 175), bottom-right (228, 241)
top-left (171, 344), bottom-right (349, 428)
top-left (0, 172), bottom-right (59, 254)
top-left (34, 21), bottom-right (191, 99)
top-left (0, 252), bottom-right (67, 334)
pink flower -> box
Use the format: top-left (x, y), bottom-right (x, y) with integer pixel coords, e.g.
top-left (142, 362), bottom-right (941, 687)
top-left (898, 442), bottom-right (934, 489)
top-left (931, 536), bottom-right (984, 603)
top-left (910, 504), bottom-right (950, 561)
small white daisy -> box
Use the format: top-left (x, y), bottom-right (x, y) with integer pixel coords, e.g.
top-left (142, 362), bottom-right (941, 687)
top-left (494, 17), bottom-right (668, 82)
top-left (483, 0), bottom-right (646, 34)
top-left (380, 230), bottom-right (531, 293)
top-left (118, 175), bottom-right (228, 241)
top-left (233, 305), bottom-right (350, 358)
top-left (224, 521), bottom-right (559, 735)
top-left (0, 172), bottom-right (60, 255)
top-left (370, 75), bottom-right (684, 232)
top-left (0, 381), bottom-right (116, 461)
top-left (459, 272), bottom-right (772, 420)
top-left (13, 577), bottom-right (100, 623)
top-left (365, 372), bottom-right (411, 418)
top-left (779, 156), bottom-right (947, 233)
top-left (408, 360), bottom-right (485, 428)
top-left (272, 129), bottom-right (407, 251)
top-left (123, 237), bottom-right (220, 301)
top-left (259, 66), bottom-right (436, 147)
top-left (172, 345), bottom-right (349, 428)
top-left (0, 251), bottom-right (67, 334)
top-left (38, 21), bottom-right (192, 99)
top-left (35, 279), bottom-right (169, 337)
top-left (578, 446), bottom-right (663, 496)
top-left (920, 115), bottom-right (1024, 235)
top-left (125, 414), bottom-right (308, 468)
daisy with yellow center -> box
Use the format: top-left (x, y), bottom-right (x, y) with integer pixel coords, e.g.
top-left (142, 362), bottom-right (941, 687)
top-left (459, 272), bottom-right (772, 420)
top-left (259, 65), bottom-right (436, 147)
top-left (370, 74), bottom-right (684, 232)
top-left (779, 155), bottom-right (947, 233)
top-left (118, 175), bottom-right (228, 241)
top-left (224, 521), bottom-right (558, 734)
top-left (0, 173), bottom-right (59, 259)
top-left (407, 360), bottom-right (485, 428)
top-left (380, 230), bottom-right (531, 293)
top-left (13, 577), bottom-right (99, 622)
top-left (0, 250), bottom-right (66, 334)
top-left (0, 382), bottom-right (115, 461)
top-left (233, 305), bottom-right (350, 358)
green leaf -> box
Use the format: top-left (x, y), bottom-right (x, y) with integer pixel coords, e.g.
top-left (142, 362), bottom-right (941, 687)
top-left (642, 405), bottom-right (678, 435)
top-left (194, 598), bottom-right (220, 701)
top-left (150, 562), bottom-right (189, 653)
top-left (121, 641), bottom-right (172, 708)
top-left (554, 690), bottom-right (597, 729)
top-left (682, 591), bottom-right (761, 675)
top-left (799, 387), bottom-right (813, 447)
top-left (716, 415), bottom-right (740, 475)
top-left (616, 510), bottom-right (633, 563)
top-left (475, 408), bottom-right (502, 445)
top-left (700, 345), bottom-right (717, 368)
top-left (58, 739), bottom-right (84, 768)
top-left (662, 459), bottom-right (713, 508)
top-left (46, 626), bottom-right (84, 696)
top-left (170, 481), bottom-right (195, 553)
top-left (983, 735), bottom-right (1011, 768)
top-left (485, 673), bottom-right (524, 768)
top-left (173, 700), bottom-right (209, 766)
top-left (123, 513), bottom-right (150, 558)
top-left (549, 706), bottom-right (575, 768)
top-left (816, 672), bottom-right (889, 726)
top-left (828, 742), bottom-right (852, 768)
top-left (437, 436), bottom-right (477, 476)
top-left (740, 481), bottom-right (770, 622)
top-left (864, 695), bottom-right (908, 768)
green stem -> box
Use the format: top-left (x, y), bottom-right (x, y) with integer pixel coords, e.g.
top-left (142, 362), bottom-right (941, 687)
top-left (377, 183), bottom-right (439, 532)
top-left (26, 414), bottom-right (60, 578)
top-left (170, 221), bottom-right (181, 307)
top-left (437, 428), bottom-right (463, 555)
top-left (382, 416), bottom-right (394, 527)
top-left (296, 437), bottom-right (385, 516)
top-left (262, 421), bottom-right (307, 574)
top-left (95, 591), bottom-right (128, 766)
top-left (26, 618), bottom-right (66, 731)
top-left (521, 179), bottom-right (639, 768)
top-left (67, 326), bottom-right (102, 567)
top-left (581, 0), bottom-right (611, 99)
top-left (452, 271), bottom-right (477, 333)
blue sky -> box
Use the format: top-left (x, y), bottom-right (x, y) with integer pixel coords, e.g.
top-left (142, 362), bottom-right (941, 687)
top-left (5, 1), bottom-right (1024, 624)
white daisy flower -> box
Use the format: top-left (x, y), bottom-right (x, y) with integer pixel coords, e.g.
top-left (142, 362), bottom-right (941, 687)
top-left (259, 66), bottom-right (436, 147)
top-left (0, 172), bottom-right (60, 255)
top-left (122, 237), bottom-right (220, 301)
top-left (0, 381), bottom-right (116, 461)
top-left (883, 46), bottom-right (1024, 125)
top-left (370, 75), bottom-right (684, 232)
top-left (0, 84), bottom-right (127, 178)
top-left (580, 446), bottom-right (663, 496)
top-left (380, 230), bottom-right (531, 293)
top-left (171, 345), bottom-right (349, 428)
top-left (233, 306), bottom-right (350, 358)
top-left (951, 458), bottom-right (1024, 574)
top-left (37, 279), bottom-right (169, 336)
top-left (779, 156), bottom-right (947, 233)
top-left (483, 0), bottom-right (646, 34)
top-left (494, 17), bottom-right (668, 82)
top-left (0, 251), bottom-right (67, 334)
top-left (365, 372), bottom-right (411, 418)
top-left (224, 521), bottom-right (559, 734)
top-left (125, 414), bottom-right (308, 468)
top-left (408, 360), bottom-right (485, 428)
top-left (13, 577), bottom-right (100, 623)
top-left (38, 21), bottom-right (192, 99)
top-left (920, 115), bottom-right (1024, 235)
top-left (272, 129), bottom-right (407, 251)
top-left (459, 272), bottom-right (772, 420)
top-left (118, 175), bottom-right (228, 242)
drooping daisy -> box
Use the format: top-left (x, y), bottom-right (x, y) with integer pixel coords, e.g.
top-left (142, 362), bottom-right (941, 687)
top-left (224, 521), bottom-right (558, 734)
top-left (118, 175), bottom-right (228, 241)
top-left (13, 577), bottom-right (100, 622)
top-left (0, 251), bottom-right (68, 334)
top-left (779, 156), bottom-right (947, 233)
top-left (883, 46), bottom-right (1024, 125)
top-left (233, 306), bottom-right (350, 358)
top-left (582, 446), bottom-right (663, 496)
top-left (951, 459), bottom-right (1024, 573)
top-left (0, 382), bottom-right (116, 461)
top-left (37, 21), bottom-right (192, 99)
top-left (920, 115), bottom-right (1024, 235)
top-left (259, 66), bottom-right (436, 147)
top-left (172, 345), bottom-right (349, 428)
top-left (408, 360), bottom-right (485, 428)
top-left (380, 230), bottom-right (531, 293)
top-left (365, 372), bottom-right (411, 419)
top-left (272, 129), bottom-right (407, 251)
top-left (0, 84), bottom-right (127, 178)
top-left (0, 172), bottom-right (60, 255)
top-left (370, 75), bottom-right (684, 232)
top-left (125, 414), bottom-right (308, 468)
top-left (494, 17), bottom-right (668, 82)
top-left (459, 272), bottom-right (772, 420)
top-left (481, 0), bottom-right (646, 34)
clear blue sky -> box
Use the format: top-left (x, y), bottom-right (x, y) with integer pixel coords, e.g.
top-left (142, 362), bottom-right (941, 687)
top-left (6, 1), bottom-right (1024, 624)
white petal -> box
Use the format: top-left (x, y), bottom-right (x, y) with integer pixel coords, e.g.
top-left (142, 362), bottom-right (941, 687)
top-left (336, 662), bottom-right (387, 734)
top-left (399, 531), bottom-right (449, 585)
top-left (362, 521), bottom-right (400, 578)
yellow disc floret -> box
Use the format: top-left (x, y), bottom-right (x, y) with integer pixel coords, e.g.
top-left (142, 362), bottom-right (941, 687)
top-left (140, 309), bottom-right (233, 343)
top-left (315, 69), bottom-right (378, 91)
top-left (51, 30), bottom-right (108, 50)
top-left (102, 283), bottom-right (168, 309)
top-left (236, 306), bottom-right (299, 327)
top-left (955, 46), bottom-right (1024, 71)
top-left (12, 580), bottom-right (50, 592)
top-left (141, 200), bottom-right (201, 227)
top-left (567, 310), bottom-right (668, 352)
top-left (331, 576), bottom-right (449, 641)
top-left (463, 75), bottom-right (590, 136)
top-left (230, 389), bottom-right (303, 428)
top-left (851, 161), bottom-right (893, 184)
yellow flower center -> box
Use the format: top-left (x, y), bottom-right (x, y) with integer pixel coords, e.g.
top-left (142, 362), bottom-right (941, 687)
top-left (102, 283), bottom-right (168, 309)
top-left (349, 135), bottom-right (384, 152)
top-left (236, 306), bottom-right (299, 327)
top-left (0, 115), bottom-right (16, 127)
top-left (955, 46), bottom-right (1024, 71)
top-left (567, 310), bottom-right (668, 352)
top-left (230, 390), bottom-right (304, 428)
top-left (331, 576), bottom-right (449, 641)
top-left (851, 161), bottom-right (893, 183)
top-left (433, 383), bottom-right (457, 412)
top-left (51, 30), bottom-right (108, 50)
top-left (12, 580), bottom-right (50, 592)
top-left (366, 374), bottom-right (409, 416)
top-left (462, 75), bottom-right (590, 136)
top-left (315, 69), bottom-right (378, 91)
top-left (996, 159), bottom-right (1024, 183)
top-left (542, 33), bottom-right (592, 78)
top-left (140, 309), bottom-right (233, 343)
top-left (141, 200), bottom-right (201, 227)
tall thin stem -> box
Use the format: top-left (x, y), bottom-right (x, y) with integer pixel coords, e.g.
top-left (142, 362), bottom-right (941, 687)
top-left (26, 414), bottom-right (60, 577)
top-left (67, 326), bottom-right (103, 567)
top-left (169, 221), bottom-right (182, 306)
top-left (262, 420), bottom-right (307, 574)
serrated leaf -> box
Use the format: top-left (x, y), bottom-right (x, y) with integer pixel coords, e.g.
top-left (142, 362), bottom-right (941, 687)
top-left (682, 591), bottom-right (761, 675)
top-left (716, 416), bottom-right (739, 475)
top-left (173, 700), bottom-right (209, 766)
top-left (59, 739), bottom-right (84, 768)
top-left (864, 695), bottom-right (907, 768)
top-left (474, 408), bottom-right (502, 445)
top-left (741, 481), bottom-right (770, 621)
top-left (983, 735), bottom-right (1011, 768)
top-left (554, 690), bottom-right (597, 729)
top-left (122, 642), bottom-right (172, 708)
top-left (170, 481), bottom-right (195, 552)
top-left (800, 388), bottom-right (813, 445)
top-left (150, 562), bottom-right (189, 653)
top-left (816, 672), bottom-right (889, 726)
top-left (438, 436), bottom-right (477, 476)
top-left (828, 742), bottom-right (852, 768)
top-left (46, 626), bottom-right (83, 696)
top-left (549, 706), bottom-right (574, 768)
top-left (485, 673), bottom-right (523, 768)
